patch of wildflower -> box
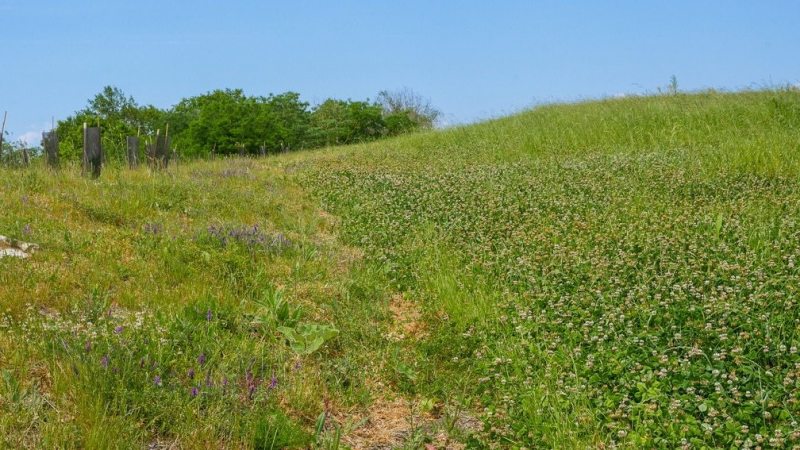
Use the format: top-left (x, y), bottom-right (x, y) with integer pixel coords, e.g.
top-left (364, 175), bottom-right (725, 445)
top-left (142, 223), bottom-right (163, 235)
top-left (306, 150), bottom-right (800, 447)
top-left (205, 224), bottom-right (292, 253)
top-left (5, 299), bottom-right (300, 436)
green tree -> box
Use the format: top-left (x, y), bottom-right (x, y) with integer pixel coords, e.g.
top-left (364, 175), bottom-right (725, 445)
top-left (56, 86), bottom-right (168, 163)
top-left (309, 99), bottom-right (386, 146)
top-left (377, 87), bottom-right (440, 131)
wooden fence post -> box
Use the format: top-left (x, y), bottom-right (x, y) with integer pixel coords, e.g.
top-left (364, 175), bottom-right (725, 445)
top-left (161, 124), bottom-right (171, 169)
top-left (148, 130), bottom-right (159, 169)
top-left (43, 130), bottom-right (59, 168)
top-left (0, 111), bottom-right (6, 162)
top-left (126, 136), bottom-right (139, 169)
top-left (83, 125), bottom-right (102, 178)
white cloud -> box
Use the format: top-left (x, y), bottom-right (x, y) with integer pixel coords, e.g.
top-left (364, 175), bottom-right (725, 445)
top-left (14, 122), bottom-right (52, 147)
top-left (18, 130), bottom-right (42, 147)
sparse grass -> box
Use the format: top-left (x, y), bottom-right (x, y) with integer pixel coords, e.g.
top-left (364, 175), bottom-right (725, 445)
top-left (2, 88), bottom-right (800, 448)
top-left (0, 159), bottom-right (400, 448)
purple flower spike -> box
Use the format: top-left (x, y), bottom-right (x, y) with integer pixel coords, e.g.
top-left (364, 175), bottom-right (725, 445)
top-left (198, 353), bottom-right (207, 366)
top-left (100, 355), bottom-right (110, 368)
top-left (206, 309), bottom-right (213, 321)
top-left (114, 325), bottom-right (124, 334)
top-left (190, 386), bottom-right (199, 397)
top-left (269, 374), bottom-right (278, 390)
top-left (154, 375), bottom-right (162, 386)
top-left (188, 368), bottom-right (195, 379)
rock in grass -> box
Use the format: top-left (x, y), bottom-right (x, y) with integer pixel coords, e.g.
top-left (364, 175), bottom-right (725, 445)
top-left (0, 235), bottom-right (38, 259)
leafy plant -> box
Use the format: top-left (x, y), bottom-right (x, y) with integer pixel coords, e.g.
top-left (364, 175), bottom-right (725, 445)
top-left (278, 323), bottom-right (339, 355)
top-left (251, 287), bottom-right (302, 329)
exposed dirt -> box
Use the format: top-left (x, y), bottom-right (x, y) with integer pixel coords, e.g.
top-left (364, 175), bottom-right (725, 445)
top-left (337, 395), bottom-right (480, 450)
top-left (340, 396), bottom-right (415, 450)
top-left (386, 294), bottom-right (427, 341)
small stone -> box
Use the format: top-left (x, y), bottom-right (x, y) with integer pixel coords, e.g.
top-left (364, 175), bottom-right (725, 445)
top-left (0, 235), bottom-right (38, 259)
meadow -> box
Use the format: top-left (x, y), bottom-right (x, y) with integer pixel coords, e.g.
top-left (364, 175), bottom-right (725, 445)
top-left (2, 88), bottom-right (800, 448)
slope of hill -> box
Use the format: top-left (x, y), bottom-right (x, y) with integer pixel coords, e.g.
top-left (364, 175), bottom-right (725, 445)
top-left (1, 89), bottom-right (799, 448)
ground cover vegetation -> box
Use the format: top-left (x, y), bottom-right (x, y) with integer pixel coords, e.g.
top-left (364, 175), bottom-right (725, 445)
top-left (1, 88), bottom-right (799, 448)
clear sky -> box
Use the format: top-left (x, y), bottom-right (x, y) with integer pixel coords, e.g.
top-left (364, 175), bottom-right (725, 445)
top-left (1, 0), bottom-right (798, 145)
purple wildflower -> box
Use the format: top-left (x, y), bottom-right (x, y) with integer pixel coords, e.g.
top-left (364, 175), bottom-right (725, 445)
top-left (143, 223), bottom-right (163, 235)
top-left (84, 341), bottom-right (92, 352)
top-left (114, 325), bottom-right (124, 334)
top-left (154, 375), bottom-right (162, 386)
top-left (188, 368), bottom-right (195, 379)
top-left (206, 309), bottom-right (213, 322)
top-left (248, 384), bottom-right (256, 400)
top-left (190, 386), bottom-right (199, 397)
top-left (198, 353), bottom-right (207, 366)
top-left (269, 374), bottom-right (278, 390)
top-left (100, 355), bottom-right (110, 368)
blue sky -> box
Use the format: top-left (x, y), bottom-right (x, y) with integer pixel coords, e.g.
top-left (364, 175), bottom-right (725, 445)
top-left (1, 0), bottom-right (798, 145)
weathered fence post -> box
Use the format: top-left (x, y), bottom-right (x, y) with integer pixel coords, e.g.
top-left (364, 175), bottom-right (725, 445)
top-left (162, 124), bottom-right (171, 169)
top-left (43, 130), bottom-right (59, 168)
top-left (126, 136), bottom-right (139, 169)
top-left (147, 132), bottom-right (157, 168)
top-left (0, 111), bottom-right (7, 162)
top-left (259, 143), bottom-right (266, 157)
top-left (82, 123), bottom-right (88, 172)
top-left (83, 123), bottom-right (102, 178)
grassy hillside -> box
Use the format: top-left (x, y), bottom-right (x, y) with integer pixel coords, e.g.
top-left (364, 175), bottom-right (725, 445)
top-left (2, 88), bottom-right (800, 448)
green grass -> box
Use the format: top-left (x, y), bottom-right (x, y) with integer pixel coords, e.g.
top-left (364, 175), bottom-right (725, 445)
top-left (2, 88), bottom-right (800, 448)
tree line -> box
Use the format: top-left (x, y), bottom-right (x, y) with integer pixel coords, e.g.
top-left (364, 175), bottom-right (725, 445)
top-left (52, 86), bottom-right (439, 163)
